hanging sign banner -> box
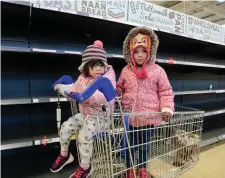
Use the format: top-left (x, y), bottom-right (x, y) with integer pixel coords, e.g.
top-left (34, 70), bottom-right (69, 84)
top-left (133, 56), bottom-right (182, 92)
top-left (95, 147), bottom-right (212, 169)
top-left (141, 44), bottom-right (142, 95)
top-left (127, 0), bottom-right (186, 36)
top-left (76, 0), bottom-right (128, 22)
top-left (31, 0), bottom-right (76, 13)
top-left (186, 15), bottom-right (224, 45)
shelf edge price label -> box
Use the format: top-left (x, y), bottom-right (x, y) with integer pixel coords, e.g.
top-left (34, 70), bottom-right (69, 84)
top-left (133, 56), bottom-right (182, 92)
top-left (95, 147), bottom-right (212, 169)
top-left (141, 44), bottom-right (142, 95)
top-left (218, 135), bottom-right (225, 140)
top-left (42, 136), bottom-right (48, 146)
top-left (32, 48), bottom-right (56, 53)
top-left (216, 90), bottom-right (225, 93)
top-left (50, 98), bottom-right (58, 102)
top-left (65, 51), bottom-right (81, 55)
top-left (113, 54), bottom-right (123, 58)
top-left (60, 98), bottom-right (68, 102)
top-left (168, 57), bottom-right (174, 64)
top-left (33, 98), bottom-right (39, 103)
top-left (213, 110), bottom-right (224, 115)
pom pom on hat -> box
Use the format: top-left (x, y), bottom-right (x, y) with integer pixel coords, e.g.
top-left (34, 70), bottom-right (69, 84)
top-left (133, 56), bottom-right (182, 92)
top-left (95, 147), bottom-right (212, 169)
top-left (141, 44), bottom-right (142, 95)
top-left (94, 40), bottom-right (103, 48)
top-left (78, 40), bottom-right (108, 72)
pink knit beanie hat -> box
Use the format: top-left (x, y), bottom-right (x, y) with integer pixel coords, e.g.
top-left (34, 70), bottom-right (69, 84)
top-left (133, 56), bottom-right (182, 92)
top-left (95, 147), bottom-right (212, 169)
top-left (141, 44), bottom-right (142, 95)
top-left (78, 40), bottom-right (108, 72)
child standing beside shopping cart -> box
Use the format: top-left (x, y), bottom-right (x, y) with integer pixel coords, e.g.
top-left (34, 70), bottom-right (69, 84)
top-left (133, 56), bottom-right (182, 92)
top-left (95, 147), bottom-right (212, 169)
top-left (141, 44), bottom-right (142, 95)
top-left (117, 26), bottom-right (175, 178)
top-left (50, 40), bottom-right (116, 178)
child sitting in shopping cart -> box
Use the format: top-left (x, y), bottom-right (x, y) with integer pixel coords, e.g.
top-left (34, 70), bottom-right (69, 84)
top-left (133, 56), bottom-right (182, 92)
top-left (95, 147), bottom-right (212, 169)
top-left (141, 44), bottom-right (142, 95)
top-left (50, 40), bottom-right (116, 178)
top-left (117, 26), bottom-right (175, 178)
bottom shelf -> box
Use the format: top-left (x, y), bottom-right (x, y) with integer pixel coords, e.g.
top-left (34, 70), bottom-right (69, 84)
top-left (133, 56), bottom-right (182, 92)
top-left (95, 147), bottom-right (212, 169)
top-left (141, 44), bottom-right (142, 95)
top-left (2, 127), bottom-right (225, 150)
top-left (1, 137), bottom-right (33, 150)
top-left (200, 127), bottom-right (225, 147)
top-left (204, 109), bottom-right (225, 117)
top-left (2, 138), bottom-right (225, 178)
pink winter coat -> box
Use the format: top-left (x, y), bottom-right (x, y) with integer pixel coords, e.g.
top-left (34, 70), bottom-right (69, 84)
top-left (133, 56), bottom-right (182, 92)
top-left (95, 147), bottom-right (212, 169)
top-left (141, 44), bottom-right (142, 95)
top-left (71, 65), bottom-right (116, 116)
top-left (117, 26), bottom-right (174, 127)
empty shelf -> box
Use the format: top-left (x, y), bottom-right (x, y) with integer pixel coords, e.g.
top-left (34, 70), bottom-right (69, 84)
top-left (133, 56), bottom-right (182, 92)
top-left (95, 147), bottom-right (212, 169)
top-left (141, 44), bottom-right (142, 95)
top-left (33, 134), bottom-right (76, 146)
top-left (1, 46), bottom-right (30, 53)
top-left (1, 98), bottom-right (32, 105)
top-left (34, 127), bottom-right (225, 148)
top-left (200, 127), bottom-right (225, 147)
top-left (2, 89), bottom-right (225, 105)
top-left (2, 126), bottom-right (225, 150)
top-left (31, 47), bottom-right (115, 56)
top-left (1, 43), bottom-right (225, 69)
top-left (204, 109), bottom-right (225, 117)
top-left (1, 97), bottom-right (68, 105)
top-left (32, 48), bottom-right (81, 55)
top-left (157, 59), bottom-right (225, 69)
top-left (1, 137), bottom-right (33, 150)
top-left (22, 128), bottom-right (225, 149)
top-left (32, 97), bottom-right (68, 104)
top-left (174, 89), bottom-right (225, 95)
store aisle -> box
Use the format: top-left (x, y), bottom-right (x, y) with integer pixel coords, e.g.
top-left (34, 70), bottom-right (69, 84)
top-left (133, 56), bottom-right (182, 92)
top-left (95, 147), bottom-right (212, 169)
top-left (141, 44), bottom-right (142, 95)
top-left (181, 141), bottom-right (225, 178)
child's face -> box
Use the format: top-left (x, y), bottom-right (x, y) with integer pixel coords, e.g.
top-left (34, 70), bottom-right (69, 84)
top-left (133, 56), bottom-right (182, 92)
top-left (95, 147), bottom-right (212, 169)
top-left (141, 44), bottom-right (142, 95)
top-left (89, 65), bottom-right (105, 78)
top-left (133, 47), bottom-right (148, 66)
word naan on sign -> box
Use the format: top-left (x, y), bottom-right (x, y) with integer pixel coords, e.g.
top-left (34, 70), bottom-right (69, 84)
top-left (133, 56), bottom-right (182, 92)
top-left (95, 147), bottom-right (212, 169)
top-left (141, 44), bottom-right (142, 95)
top-left (81, 0), bottom-right (106, 16)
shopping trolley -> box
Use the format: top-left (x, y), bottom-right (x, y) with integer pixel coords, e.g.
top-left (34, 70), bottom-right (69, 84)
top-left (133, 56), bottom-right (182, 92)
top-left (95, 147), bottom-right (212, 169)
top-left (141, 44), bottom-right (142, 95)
top-left (114, 107), bottom-right (204, 178)
top-left (52, 76), bottom-right (204, 178)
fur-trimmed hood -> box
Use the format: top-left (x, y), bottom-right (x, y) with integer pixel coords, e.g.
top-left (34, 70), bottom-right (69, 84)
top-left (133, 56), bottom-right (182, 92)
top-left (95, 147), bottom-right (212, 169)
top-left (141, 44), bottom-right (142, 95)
top-left (123, 26), bottom-right (159, 64)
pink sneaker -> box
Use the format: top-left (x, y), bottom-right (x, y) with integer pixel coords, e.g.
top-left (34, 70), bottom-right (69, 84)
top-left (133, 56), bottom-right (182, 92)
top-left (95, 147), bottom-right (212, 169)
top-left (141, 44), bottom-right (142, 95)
top-left (138, 168), bottom-right (150, 178)
top-left (126, 169), bottom-right (135, 178)
top-left (69, 166), bottom-right (91, 178)
top-left (50, 153), bottom-right (74, 173)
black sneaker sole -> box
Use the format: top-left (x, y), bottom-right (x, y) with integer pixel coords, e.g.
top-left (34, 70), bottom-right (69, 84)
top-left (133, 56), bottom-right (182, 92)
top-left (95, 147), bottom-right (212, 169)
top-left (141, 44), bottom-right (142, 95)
top-left (50, 154), bottom-right (74, 173)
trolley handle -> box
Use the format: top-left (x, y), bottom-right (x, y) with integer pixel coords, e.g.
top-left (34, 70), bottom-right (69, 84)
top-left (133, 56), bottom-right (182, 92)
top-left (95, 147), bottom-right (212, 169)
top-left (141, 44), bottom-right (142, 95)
top-left (161, 121), bottom-right (168, 125)
top-left (52, 75), bottom-right (74, 90)
top-left (68, 77), bottom-right (117, 103)
top-left (162, 116), bottom-right (185, 125)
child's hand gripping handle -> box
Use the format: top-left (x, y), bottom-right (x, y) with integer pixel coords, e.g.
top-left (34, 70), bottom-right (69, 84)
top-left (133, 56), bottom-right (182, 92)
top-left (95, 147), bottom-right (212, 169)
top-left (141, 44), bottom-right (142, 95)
top-left (52, 75), bottom-right (74, 90)
top-left (68, 77), bottom-right (117, 103)
top-left (52, 75), bottom-right (74, 135)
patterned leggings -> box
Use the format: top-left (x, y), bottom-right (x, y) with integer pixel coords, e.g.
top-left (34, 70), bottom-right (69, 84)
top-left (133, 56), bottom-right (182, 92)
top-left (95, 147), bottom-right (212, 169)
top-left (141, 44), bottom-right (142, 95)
top-left (60, 113), bottom-right (106, 164)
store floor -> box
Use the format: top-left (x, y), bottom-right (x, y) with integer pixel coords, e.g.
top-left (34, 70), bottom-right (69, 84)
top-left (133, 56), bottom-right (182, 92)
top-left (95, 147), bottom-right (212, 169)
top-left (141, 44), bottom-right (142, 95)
top-left (181, 141), bottom-right (225, 178)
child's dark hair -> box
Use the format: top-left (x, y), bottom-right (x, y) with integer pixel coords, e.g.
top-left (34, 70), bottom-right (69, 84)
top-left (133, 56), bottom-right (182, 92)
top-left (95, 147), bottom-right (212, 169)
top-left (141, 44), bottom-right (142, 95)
top-left (83, 59), bottom-right (105, 77)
